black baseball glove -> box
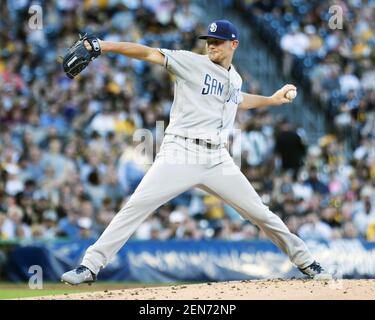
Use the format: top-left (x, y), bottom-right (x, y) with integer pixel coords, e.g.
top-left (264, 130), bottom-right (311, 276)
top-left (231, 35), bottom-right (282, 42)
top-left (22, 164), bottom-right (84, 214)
top-left (62, 33), bottom-right (101, 79)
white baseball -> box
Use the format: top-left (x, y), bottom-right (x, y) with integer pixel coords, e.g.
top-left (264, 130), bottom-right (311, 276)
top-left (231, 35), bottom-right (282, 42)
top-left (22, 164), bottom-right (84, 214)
top-left (285, 89), bottom-right (297, 100)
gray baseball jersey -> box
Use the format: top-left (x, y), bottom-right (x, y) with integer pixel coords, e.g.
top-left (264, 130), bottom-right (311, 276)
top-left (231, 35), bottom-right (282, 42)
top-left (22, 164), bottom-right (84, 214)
top-left (158, 49), bottom-right (243, 145)
top-left (81, 50), bottom-right (315, 275)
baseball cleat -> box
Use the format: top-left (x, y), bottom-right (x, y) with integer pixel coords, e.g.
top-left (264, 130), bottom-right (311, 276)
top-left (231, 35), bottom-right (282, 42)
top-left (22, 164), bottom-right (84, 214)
top-left (61, 265), bottom-right (97, 285)
top-left (299, 261), bottom-right (332, 280)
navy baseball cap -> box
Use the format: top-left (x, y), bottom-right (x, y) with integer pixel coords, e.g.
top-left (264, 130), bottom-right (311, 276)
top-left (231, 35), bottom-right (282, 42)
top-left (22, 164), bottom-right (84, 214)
top-left (199, 20), bottom-right (239, 41)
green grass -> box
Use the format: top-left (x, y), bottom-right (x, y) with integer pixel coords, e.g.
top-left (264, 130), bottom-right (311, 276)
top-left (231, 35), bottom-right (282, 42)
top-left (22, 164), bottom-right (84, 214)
top-left (0, 282), bottom-right (126, 299)
top-left (0, 281), bottom-right (190, 300)
top-left (0, 289), bottom-right (92, 299)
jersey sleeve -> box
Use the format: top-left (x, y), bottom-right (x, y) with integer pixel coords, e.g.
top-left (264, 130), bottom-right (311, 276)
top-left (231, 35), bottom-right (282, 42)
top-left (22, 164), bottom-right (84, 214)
top-left (158, 49), bottom-right (196, 80)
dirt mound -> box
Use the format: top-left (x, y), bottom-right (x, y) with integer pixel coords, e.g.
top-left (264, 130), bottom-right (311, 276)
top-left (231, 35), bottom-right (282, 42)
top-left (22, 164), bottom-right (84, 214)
top-left (25, 279), bottom-right (375, 300)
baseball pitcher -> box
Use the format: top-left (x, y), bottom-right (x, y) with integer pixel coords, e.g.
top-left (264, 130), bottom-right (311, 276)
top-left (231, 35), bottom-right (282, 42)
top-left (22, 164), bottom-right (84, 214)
top-left (61, 20), bottom-right (331, 284)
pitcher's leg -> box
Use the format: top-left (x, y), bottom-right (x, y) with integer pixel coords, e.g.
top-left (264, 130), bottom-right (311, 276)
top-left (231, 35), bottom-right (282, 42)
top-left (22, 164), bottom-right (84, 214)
top-left (201, 159), bottom-right (314, 269)
top-left (82, 159), bottom-right (201, 274)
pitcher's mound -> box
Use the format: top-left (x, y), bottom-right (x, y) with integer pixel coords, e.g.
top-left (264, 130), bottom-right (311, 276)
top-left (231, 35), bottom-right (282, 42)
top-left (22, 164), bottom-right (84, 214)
top-left (27, 279), bottom-right (375, 300)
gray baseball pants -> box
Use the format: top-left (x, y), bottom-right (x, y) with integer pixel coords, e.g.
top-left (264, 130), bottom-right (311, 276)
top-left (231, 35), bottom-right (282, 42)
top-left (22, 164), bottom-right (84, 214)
top-left (82, 134), bottom-right (314, 274)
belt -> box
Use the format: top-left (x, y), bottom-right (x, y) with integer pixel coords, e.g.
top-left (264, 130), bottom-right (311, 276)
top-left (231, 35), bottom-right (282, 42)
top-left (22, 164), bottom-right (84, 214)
top-left (167, 134), bottom-right (224, 149)
top-left (183, 137), bottom-right (220, 149)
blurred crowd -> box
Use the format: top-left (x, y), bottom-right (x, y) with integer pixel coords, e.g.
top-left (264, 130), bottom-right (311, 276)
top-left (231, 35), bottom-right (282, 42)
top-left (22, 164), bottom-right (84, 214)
top-left (0, 0), bottom-right (375, 243)
top-left (244, 0), bottom-right (375, 149)
top-left (236, 0), bottom-right (375, 241)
